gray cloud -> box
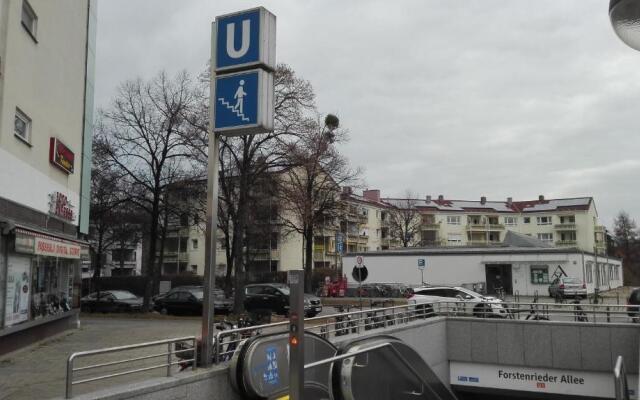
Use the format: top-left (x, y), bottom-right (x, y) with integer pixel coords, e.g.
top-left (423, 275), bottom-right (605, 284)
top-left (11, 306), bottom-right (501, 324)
top-left (95, 0), bottom-right (640, 228)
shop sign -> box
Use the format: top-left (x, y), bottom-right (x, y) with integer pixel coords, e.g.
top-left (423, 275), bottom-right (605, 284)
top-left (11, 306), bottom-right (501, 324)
top-left (4, 257), bottom-right (31, 327)
top-left (49, 137), bottom-right (75, 174)
top-left (34, 237), bottom-right (81, 259)
top-left (450, 361), bottom-right (638, 399)
top-left (49, 191), bottom-right (75, 222)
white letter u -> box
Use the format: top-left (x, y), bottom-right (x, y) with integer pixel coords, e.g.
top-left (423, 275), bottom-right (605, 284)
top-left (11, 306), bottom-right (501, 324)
top-left (226, 20), bottom-right (250, 59)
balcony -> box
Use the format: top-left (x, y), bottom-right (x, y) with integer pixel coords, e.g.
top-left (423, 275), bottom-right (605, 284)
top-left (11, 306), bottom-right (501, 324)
top-left (249, 249), bottom-right (280, 260)
top-left (421, 222), bottom-right (440, 230)
top-left (554, 223), bottom-right (577, 230)
top-left (467, 224), bottom-right (504, 231)
top-left (555, 240), bottom-right (577, 246)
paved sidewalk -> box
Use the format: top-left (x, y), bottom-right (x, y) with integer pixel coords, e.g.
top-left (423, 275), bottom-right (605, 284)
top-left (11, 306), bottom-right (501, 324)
top-left (0, 317), bottom-right (201, 400)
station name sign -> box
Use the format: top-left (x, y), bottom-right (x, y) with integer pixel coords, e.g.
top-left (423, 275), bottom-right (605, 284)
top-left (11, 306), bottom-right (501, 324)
top-left (450, 361), bottom-right (638, 399)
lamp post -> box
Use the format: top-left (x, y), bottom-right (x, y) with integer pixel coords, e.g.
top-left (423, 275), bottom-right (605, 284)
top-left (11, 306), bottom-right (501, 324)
top-left (610, 0), bottom-right (640, 50)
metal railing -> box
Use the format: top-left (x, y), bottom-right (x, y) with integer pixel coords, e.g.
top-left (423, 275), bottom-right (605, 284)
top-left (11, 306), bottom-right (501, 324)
top-left (65, 336), bottom-right (197, 399)
top-left (614, 355), bottom-right (629, 400)
top-left (212, 300), bottom-right (639, 364)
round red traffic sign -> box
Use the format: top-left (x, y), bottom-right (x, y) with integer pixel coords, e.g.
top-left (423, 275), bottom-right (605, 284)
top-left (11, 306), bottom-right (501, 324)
top-left (356, 256), bottom-right (363, 265)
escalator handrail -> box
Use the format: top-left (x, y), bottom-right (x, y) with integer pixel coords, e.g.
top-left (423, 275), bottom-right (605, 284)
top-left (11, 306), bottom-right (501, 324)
top-left (613, 355), bottom-right (630, 400)
top-left (304, 341), bottom-right (457, 400)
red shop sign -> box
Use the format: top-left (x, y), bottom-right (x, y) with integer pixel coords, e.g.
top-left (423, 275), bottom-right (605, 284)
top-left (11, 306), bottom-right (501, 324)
top-left (49, 137), bottom-right (75, 174)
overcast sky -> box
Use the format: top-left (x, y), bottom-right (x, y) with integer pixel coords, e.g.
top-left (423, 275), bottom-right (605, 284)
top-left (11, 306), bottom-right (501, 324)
top-left (95, 0), bottom-right (640, 229)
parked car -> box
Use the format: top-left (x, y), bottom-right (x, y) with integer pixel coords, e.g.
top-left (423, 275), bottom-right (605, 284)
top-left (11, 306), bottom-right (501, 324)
top-left (81, 290), bottom-right (143, 313)
top-left (244, 283), bottom-right (323, 317)
top-left (548, 277), bottom-right (587, 299)
top-left (627, 287), bottom-right (640, 323)
top-left (153, 286), bottom-right (233, 315)
top-left (408, 286), bottom-right (508, 318)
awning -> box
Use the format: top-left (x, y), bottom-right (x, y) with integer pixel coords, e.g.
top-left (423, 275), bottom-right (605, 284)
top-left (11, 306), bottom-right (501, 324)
top-left (13, 226), bottom-right (89, 260)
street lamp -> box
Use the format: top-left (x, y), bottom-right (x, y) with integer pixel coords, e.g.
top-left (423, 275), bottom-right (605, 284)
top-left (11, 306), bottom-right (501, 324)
top-left (610, 0), bottom-right (640, 51)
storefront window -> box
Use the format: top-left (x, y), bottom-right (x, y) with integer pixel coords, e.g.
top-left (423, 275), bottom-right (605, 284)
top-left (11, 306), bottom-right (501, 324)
top-left (30, 256), bottom-right (76, 319)
top-left (530, 265), bottom-right (549, 284)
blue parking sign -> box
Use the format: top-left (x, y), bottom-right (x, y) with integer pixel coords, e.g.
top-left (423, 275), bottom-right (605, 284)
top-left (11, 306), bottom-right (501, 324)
top-left (214, 69), bottom-right (273, 135)
top-left (215, 8), bottom-right (276, 72)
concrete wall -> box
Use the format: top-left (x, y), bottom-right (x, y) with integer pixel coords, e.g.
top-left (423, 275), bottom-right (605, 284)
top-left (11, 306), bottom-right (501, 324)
top-left (447, 318), bottom-right (639, 373)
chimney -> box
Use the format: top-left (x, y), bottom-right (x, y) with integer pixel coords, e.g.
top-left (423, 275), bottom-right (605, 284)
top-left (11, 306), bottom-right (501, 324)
top-left (426, 195), bottom-right (432, 203)
top-left (507, 197), bottom-right (513, 205)
top-left (438, 195), bottom-right (444, 202)
top-left (342, 186), bottom-right (352, 195)
top-left (480, 196), bottom-right (486, 205)
top-left (538, 195), bottom-right (545, 201)
top-left (363, 189), bottom-right (380, 202)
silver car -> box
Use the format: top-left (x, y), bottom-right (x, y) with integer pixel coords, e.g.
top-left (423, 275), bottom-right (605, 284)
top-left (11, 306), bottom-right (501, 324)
top-left (548, 277), bottom-right (586, 299)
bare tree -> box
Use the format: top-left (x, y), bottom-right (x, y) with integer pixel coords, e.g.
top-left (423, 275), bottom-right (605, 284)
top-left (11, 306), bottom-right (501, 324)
top-left (387, 191), bottom-right (422, 247)
top-left (182, 64), bottom-right (316, 311)
top-left (277, 115), bottom-right (361, 291)
top-left (97, 71), bottom-right (199, 309)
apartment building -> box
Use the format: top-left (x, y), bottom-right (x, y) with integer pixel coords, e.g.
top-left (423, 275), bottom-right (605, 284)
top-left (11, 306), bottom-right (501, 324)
top-left (400, 194), bottom-right (606, 254)
top-left (0, 0), bottom-right (96, 355)
top-left (155, 187), bottom-right (608, 277)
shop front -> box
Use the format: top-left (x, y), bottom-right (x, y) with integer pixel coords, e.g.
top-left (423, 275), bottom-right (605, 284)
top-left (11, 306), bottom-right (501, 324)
top-left (1, 227), bottom-right (86, 356)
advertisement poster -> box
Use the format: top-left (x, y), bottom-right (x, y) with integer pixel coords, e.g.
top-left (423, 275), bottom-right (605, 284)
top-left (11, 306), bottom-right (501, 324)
top-left (4, 256), bottom-right (31, 327)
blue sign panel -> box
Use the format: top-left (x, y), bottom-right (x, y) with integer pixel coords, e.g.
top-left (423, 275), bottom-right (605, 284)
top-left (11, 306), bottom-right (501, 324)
top-left (418, 259), bottom-right (426, 268)
top-left (336, 233), bottom-right (344, 254)
top-left (216, 9), bottom-right (261, 70)
top-left (262, 346), bottom-right (280, 386)
top-left (215, 71), bottom-right (259, 129)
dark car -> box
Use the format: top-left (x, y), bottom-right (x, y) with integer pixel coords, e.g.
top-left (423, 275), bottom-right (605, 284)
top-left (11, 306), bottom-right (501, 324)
top-left (81, 290), bottom-right (142, 313)
top-left (153, 286), bottom-right (233, 315)
top-left (244, 283), bottom-right (322, 317)
top-left (627, 288), bottom-right (640, 323)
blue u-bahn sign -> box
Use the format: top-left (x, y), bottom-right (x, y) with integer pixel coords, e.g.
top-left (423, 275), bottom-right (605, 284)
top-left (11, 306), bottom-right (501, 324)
top-left (213, 7), bottom-right (276, 136)
top-left (215, 7), bottom-right (276, 73)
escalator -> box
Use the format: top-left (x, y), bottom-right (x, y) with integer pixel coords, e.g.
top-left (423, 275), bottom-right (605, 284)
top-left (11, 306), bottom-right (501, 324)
top-left (229, 332), bottom-right (458, 400)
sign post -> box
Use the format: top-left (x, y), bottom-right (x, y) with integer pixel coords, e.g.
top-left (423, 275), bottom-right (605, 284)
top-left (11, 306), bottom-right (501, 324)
top-left (288, 270), bottom-right (305, 400)
top-left (202, 7), bottom-right (276, 367)
top-left (418, 259), bottom-right (426, 284)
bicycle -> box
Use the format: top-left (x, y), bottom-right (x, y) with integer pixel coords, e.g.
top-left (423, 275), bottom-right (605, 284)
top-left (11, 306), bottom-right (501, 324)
top-left (571, 296), bottom-right (588, 322)
top-left (525, 299), bottom-right (549, 321)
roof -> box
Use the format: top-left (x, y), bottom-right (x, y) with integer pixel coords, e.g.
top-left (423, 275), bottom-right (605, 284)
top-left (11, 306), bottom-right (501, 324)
top-left (343, 246), bottom-right (621, 261)
top-left (502, 231), bottom-right (553, 248)
top-left (381, 196), bottom-right (593, 214)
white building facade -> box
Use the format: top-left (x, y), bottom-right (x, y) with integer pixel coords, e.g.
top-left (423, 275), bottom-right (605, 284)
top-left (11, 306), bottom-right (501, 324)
top-left (343, 247), bottom-right (623, 297)
top-left (0, 0), bottom-right (96, 355)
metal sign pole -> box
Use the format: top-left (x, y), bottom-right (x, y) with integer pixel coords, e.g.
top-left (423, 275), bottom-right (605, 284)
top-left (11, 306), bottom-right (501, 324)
top-left (201, 21), bottom-right (220, 368)
top-left (288, 270), bottom-right (305, 400)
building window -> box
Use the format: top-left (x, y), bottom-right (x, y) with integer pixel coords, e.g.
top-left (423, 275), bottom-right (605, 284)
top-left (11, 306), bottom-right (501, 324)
top-left (524, 217), bottom-right (531, 223)
top-left (192, 239), bottom-right (198, 249)
top-left (536, 216), bottom-right (552, 225)
top-left (586, 263), bottom-right (593, 283)
top-left (14, 108), bottom-right (32, 144)
top-left (504, 216), bottom-right (517, 226)
top-left (560, 231), bottom-right (577, 241)
top-left (447, 233), bottom-right (462, 245)
top-left (21, 0), bottom-right (38, 41)
top-left (537, 233), bottom-right (553, 243)
top-left (447, 215), bottom-right (461, 225)
top-left (530, 265), bottom-right (549, 284)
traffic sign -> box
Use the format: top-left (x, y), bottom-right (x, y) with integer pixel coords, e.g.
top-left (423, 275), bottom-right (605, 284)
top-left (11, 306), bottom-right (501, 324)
top-left (418, 259), bottom-right (426, 270)
top-left (356, 256), bottom-right (364, 265)
top-left (215, 7), bottom-right (276, 73)
top-left (214, 69), bottom-right (274, 135)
